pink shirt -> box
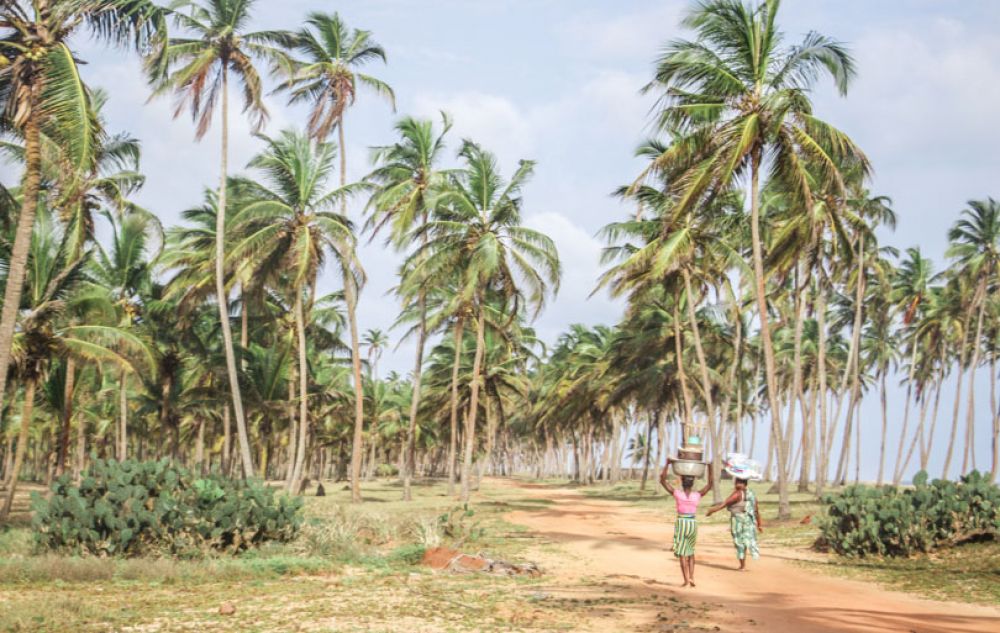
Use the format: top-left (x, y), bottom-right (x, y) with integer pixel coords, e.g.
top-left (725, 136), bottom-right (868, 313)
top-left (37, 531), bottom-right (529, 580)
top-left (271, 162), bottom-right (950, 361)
top-left (673, 489), bottom-right (702, 515)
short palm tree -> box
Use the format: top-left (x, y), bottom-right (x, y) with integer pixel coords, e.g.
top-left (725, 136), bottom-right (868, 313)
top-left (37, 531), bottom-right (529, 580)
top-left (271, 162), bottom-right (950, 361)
top-left (367, 114), bottom-right (452, 499)
top-left (0, 0), bottom-right (164, 429)
top-left (1, 208), bottom-right (149, 520)
top-left (408, 141), bottom-right (560, 501)
top-left (227, 129), bottom-right (352, 492)
top-left (149, 0), bottom-right (293, 478)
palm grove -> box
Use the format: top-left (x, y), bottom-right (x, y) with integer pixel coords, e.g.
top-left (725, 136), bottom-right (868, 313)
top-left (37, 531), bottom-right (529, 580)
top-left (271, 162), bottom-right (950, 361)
top-left (1, 0), bottom-right (997, 522)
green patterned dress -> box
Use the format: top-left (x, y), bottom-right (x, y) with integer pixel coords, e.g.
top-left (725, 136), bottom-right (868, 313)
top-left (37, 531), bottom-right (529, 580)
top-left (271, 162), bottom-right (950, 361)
top-left (729, 489), bottom-right (760, 561)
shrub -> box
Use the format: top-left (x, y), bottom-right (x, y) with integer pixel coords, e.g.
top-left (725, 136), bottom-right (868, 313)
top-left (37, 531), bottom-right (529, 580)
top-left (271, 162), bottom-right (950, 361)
top-left (818, 470), bottom-right (1000, 557)
top-left (31, 458), bottom-right (303, 557)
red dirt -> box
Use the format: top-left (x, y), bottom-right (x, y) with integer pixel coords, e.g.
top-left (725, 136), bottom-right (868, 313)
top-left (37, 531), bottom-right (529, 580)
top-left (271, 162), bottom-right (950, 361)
top-left (502, 481), bottom-right (1000, 633)
top-left (420, 547), bottom-right (460, 569)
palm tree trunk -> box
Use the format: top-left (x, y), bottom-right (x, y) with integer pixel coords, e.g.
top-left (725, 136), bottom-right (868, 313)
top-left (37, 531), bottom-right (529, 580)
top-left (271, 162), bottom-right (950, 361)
top-left (836, 235), bottom-right (866, 485)
top-left (878, 372), bottom-right (889, 485)
top-left (447, 318), bottom-right (464, 495)
top-left (290, 291), bottom-right (311, 492)
top-left (459, 306), bottom-right (487, 502)
top-left (403, 289), bottom-right (427, 501)
top-left (56, 358), bottom-right (76, 476)
top-left (682, 268), bottom-right (720, 500)
top-left (990, 351), bottom-right (998, 482)
top-left (672, 303), bottom-right (694, 431)
top-left (942, 313), bottom-right (972, 479)
top-left (217, 68), bottom-right (254, 479)
top-left (815, 281), bottom-right (830, 495)
top-left (892, 344), bottom-right (919, 484)
top-left (962, 282), bottom-right (987, 474)
top-left (118, 370), bottom-right (128, 461)
top-left (0, 110), bottom-right (42, 419)
top-left (345, 271), bottom-right (365, 501)
top-left (749, 153), bottom-right (789, 518)
top-left (639, 413), bottom-right (654, 492)
top-left (1, 380), bottom-right (36, 521)
top-left (222, 404), bottom-right (231, 477)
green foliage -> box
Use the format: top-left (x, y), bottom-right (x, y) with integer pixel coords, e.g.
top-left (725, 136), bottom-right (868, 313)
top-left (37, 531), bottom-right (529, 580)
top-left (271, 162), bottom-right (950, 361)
top-left (818, 471), bottom-right (1000, 557)
top-left (438, 504), bottom-right (484, 544)
top-left (31, 458), bottom-right (303, 557)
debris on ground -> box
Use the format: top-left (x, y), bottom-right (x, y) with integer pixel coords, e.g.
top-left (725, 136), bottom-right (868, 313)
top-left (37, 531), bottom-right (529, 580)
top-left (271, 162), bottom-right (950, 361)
top-left (420, 546), bottom-right (542, 577)
top-left (218, 603), bottom-right (236, 616)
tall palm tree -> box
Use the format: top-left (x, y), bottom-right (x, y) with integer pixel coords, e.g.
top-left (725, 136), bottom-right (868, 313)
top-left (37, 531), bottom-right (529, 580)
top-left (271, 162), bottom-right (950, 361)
top-left (409, 141), bottom-right (560, 501)
top-left (279, 11), bottom-right (393, 502)
top-left (226, 129), bottom-right (352, 492)
top-left (149, 0), bottom-right (292, 478)
top-left (367, 114), bottom-right (452, 499)
top-left (946, 198), bottom-right (1000, 475)
top-left (0, 0), bottom-right (164, 428)
top-left (642, 0), bottom-right (867, 517)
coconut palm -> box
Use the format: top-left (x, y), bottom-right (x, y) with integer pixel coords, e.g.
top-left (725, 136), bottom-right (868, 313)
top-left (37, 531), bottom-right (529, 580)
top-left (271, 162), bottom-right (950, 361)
top-left (946, 198), bottom-right (1000, 475)
top-left (1, 207), bottom-right (149, 520)
top-left (640, 0), bottom-right (867, 518)
top-left (225, 129), bottom-right (353, 492)
top-left (148, 0), bottom-right (293, 478)
top-left (407, 140), bottom-right (560, 501)
top-left (367, 114), bottom-right (453, 499)
top-left (276, 10), bottom-right (393, 502)
top-left (0, 0), bottom-right (165, 430)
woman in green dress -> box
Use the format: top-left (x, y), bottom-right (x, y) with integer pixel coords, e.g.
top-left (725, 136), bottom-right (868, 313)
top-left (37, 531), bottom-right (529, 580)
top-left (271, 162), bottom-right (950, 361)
top-left (706, 478), bottom-right (762, 570)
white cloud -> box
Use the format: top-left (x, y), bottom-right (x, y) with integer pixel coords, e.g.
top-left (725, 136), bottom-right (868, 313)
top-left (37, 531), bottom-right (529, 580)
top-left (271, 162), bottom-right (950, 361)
top-left (556, 2), bottom-right (686, 61)
top-left (412, 91), bottom-right (536, 164)
top-left (525, 211), bottom-right (622, 343)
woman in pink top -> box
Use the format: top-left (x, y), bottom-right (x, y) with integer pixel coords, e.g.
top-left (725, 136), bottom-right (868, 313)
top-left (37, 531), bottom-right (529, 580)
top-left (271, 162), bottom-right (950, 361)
top-left (660, 458), bottom-right (714, 587)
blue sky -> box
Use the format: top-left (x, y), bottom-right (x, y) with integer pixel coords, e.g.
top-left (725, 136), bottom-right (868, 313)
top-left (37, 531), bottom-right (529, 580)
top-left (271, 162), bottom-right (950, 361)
top-left (6, 1), bottom-right (999, 479)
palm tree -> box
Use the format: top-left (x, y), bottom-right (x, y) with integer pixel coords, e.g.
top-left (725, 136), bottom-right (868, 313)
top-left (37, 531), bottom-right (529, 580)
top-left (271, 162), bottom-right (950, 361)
top-left (0, 0), bottom-right (164, 430)
top-left (641, 0), bottom-right (867, 516)
top-left (226, 129), bottom-right (353, 492)
top-left (1, 207), bottom-right (148, 520)
top-left (91, 210), bottom-right (159, 460)
top-left (409, 141), bottom-right (560, 501)
top-left (363, 328), bottom-right (388, 379)
top-left (367, 114), bottom-right (452, 499)
top-left (149, 0), bottom-right (292, 478)
top-left (946, 198), bottom-right (1000, 475)
top-left (278, 11), bottom-right (393, 502)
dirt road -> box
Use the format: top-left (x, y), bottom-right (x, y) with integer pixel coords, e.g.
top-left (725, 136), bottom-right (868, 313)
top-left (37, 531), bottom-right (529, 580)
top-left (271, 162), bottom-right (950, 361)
top-left (505, 483), bottom-right (1000, 633)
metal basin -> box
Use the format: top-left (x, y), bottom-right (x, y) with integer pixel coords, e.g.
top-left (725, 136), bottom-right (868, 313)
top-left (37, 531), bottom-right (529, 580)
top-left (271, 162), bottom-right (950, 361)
top-left (672, 460), bottom-right (706, 477)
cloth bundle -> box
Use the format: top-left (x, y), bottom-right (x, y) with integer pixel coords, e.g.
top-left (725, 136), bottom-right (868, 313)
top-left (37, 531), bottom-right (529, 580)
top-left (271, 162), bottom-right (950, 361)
top-left (723, 453), bottom-right (763, 480)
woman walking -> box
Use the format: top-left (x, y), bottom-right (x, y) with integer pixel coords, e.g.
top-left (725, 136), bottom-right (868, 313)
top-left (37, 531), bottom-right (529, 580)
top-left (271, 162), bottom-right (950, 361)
top-left (660, 458), bottom-right (713, 587)
top-left (707, 468), bottom-right (763, 570)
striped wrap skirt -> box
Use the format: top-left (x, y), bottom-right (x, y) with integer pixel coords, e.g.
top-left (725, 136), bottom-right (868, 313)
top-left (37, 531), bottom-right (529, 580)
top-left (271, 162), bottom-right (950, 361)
top-left (673, 514), bottom-right (698, 557)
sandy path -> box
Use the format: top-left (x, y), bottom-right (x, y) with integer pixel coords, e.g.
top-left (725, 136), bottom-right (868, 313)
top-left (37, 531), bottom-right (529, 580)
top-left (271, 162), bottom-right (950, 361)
top-left (504, 483), bottom-right (1000, 633)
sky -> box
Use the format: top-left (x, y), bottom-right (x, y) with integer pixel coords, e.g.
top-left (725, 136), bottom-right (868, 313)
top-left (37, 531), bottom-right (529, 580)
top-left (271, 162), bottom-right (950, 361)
top-left (3, 0), bottom-right (999, 480)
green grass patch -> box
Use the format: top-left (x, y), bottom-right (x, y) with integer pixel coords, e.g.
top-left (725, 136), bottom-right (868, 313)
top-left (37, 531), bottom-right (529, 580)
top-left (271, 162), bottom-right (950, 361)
top-left (808, 540), bottom-right (1000, 605)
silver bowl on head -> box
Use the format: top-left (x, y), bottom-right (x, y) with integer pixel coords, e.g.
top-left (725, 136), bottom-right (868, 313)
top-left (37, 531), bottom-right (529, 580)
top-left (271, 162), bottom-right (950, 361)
top-left (671, 459), bottom-right (706, 478)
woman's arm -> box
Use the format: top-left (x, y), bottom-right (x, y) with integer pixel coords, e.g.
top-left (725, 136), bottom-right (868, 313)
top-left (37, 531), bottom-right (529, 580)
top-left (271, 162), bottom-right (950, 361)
top-left (755, 496), bottom-right (763, 532)
top-left (698, 465), bottom-right (714, 496)
top-left (659, 459), bottom-right (676, 494)
top-left (706, 490), bottom-right (740, 516)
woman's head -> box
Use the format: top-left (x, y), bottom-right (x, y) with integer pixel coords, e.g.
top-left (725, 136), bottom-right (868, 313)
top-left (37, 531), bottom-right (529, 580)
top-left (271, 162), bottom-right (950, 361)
top-left (735, 478), bottom-right (748, 490)
top-left (681, 475), bottom-right (695, 489)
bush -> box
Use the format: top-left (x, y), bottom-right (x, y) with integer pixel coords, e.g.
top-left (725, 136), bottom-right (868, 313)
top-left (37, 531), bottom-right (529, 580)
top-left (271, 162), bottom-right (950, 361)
top-left (818, 470), bottom-right (1000, 557)
top-left (31, 458), bottom-right (303, 557)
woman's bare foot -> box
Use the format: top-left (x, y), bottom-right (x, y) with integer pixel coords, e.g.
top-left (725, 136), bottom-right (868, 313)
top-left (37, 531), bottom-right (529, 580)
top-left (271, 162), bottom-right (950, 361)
top-left (689, 580), bottom-right (696, 587)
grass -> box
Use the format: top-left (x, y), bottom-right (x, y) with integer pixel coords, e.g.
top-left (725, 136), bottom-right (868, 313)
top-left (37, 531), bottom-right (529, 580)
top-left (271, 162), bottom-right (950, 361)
top-left (0, 478), bottom-right (573, 633)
